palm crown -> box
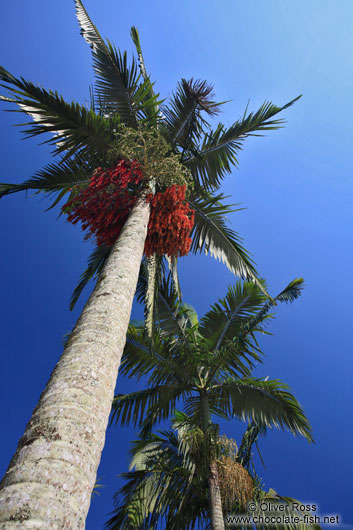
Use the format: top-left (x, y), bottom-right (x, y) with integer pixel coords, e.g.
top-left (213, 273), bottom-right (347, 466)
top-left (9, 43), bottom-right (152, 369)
top-left (106, 416), bottom-right (319, 530)
top-left (111, 276), bottom-right (312, 441)
top-left (108, 277), bottom-right (314, 529)
top-left (0, 0), bottom-right (300, 309)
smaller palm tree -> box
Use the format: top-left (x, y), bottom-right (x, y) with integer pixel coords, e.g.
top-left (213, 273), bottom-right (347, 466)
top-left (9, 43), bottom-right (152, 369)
top-left (110, 277), bottom-right (312, 529)
top-left (106, 415), bottom-right (320, 530)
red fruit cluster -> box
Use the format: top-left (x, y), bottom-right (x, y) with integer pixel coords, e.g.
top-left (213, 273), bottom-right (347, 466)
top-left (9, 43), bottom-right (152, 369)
top-left (63, 161), bottom-right (195, 257)
top-left (144, 185), bottom-right (194, 257)
top-left (62, 159), bottom-right (144, 247)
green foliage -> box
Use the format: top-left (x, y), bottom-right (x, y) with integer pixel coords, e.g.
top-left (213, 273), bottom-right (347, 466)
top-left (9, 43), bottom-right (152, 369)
top-left (183, 96), bottom-right (302, 191)
top-left (0, 0), bottom-right (301, 316)
top-left (106, 415), bottom-right (318, 530)
top-left (69, 245), bottom-right (110, 310)
top-left (106, 124), bottom-right (193, 190)
top-left (111, 279), bottom-right (312, 442)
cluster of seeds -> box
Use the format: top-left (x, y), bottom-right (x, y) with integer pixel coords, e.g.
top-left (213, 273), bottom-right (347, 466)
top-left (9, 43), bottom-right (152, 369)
top-left (62, 160), bottom-right (195, 258)
top-left (62, 159), bottom-right (143, 247)
top-left (145, 185), bottom-right (194, 257)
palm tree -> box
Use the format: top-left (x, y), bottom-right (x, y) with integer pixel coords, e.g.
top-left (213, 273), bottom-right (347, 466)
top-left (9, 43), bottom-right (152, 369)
top-left (0, 1), bottom-right (300, 527)
top-left (106, 416), bottom-right (319, 529)
top-left (110, 277), bottom-right (312, 530)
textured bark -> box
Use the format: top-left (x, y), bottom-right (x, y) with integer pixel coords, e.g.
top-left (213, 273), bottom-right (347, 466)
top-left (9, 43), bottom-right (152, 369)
top-left (208, 460), bottom-right (225, 530)
top-left (0, 199), bottom-right (150, 529)
top-left (199, 392), bottom-right (225, 530)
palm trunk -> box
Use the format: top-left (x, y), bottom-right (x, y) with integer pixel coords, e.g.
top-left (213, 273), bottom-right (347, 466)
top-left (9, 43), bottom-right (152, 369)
top-left (200, 392), bottom-right (225, 530)
top-left (0, 198), bottom-right (150, 529)
top-left (208, 460), bottom-right (225, 530)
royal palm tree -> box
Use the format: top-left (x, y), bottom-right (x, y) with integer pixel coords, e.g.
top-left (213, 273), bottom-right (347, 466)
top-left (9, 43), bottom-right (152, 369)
top-left (106, 416), bottom-right (320, 530)
top-left (110, 277), bottom-right (312, 530)
top-left (0, 1), bottom-right (300, 527)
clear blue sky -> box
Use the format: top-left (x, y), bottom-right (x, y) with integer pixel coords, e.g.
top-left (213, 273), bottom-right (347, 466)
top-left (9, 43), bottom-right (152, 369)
top-left (0, 1), bottom-right (352, 528)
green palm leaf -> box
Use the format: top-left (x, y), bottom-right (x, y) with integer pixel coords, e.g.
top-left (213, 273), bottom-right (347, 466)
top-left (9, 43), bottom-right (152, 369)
top-left (236, 277), bottom-right (305, 342)
top-left (209, 378), bottom-right (313, 442)
top-left (75, 0), bottom-right (160, 125)
top-left (70, 245), bottom-right (110, 310)
top-left (130, 26), bottom-right (160, 124)
top-left (111, 385), bottom-right (188, 430)
top-left (0, 66), bottom-right (114, 158)
top-left (206, 278), bottom-right (304, 382)
top-left (0, 156), bottom-right (91, 200)
top-left (106, 428), bottom-right (205, 530)
top-left (189, 191), bottom-right (266, 292)
top-left (184, 96), bottom-right (302, 190)
top-left (121, 327), bottom-right (184, 385)
top-left (199, 281), bottom-right (267, 350)
top-left (160, 78), bottom-right (222, 150)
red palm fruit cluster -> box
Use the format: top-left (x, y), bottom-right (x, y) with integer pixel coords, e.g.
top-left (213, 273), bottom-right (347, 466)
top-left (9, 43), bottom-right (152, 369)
top-left (62, 159), bottom-right (144, 246)
top-left (63, 162), bottom-right (195, 257)
top-left (144, 184), bottom-right (195, 257)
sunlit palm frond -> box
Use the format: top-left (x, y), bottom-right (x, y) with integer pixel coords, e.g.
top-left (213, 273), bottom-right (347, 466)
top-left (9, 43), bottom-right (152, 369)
top-left (206, 278), bottom-right (305, 382)
top-left (75, 0), bottom-right (161, 125)
top-left (209, 378), bottom-right (313, 442)
top-left (189, 192), bottom-right (266, 294)
top-left (0, 66), bottom-right (114, 158)
top-left (121, 327), bottom-right (185, 385)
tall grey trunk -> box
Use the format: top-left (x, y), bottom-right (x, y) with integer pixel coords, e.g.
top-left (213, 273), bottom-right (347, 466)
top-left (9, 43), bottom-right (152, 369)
top-left (200, 392), bottom-right (225, 530)
top-left (208, 460), bottom-right (225, 530)
top-left (0, 199), bottom-right (150, 529)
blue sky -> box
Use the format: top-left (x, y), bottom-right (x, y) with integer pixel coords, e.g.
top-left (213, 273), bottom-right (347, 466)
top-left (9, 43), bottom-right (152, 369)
top-left (0, 1), bottom-right (352, 528)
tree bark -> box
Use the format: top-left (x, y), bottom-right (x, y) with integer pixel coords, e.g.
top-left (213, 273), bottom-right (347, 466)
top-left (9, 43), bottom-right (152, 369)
top-left (200, 392), bottom-right (225, 530)
top-left (208, 460), bottom-right (225, 530)
top-left (0, 199), bottom-right (150, 529)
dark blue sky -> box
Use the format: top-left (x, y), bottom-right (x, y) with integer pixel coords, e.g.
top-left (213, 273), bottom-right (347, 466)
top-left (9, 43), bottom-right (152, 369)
top-left (1, 1), bottom-right (352, 528)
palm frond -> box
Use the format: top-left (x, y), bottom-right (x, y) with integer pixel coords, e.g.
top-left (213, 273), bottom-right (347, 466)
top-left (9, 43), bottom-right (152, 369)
top-left (106, 428), bottom-right (205, 530)
top-left (160, 78), bottom-right (222, 151)
top-left (236, 421), bottom-right (263, 470)
top-left (275, 277), bottom-right (305, 303)
top-left (121, 327), bottom-right (182, 384)
top-left (0, 66), bottom-right (114, 158)
top-left (199, 281), bottom-right (267, 351)
top-left (236, 277), bottom-right (305, 342)
top-left (209, 378), bottom-right (313, 442)
top-left (0, 156), bottom-right (91, 201)
top-left (206, 278), bottom-right (304, 382)
top-left (130, 26), bottom-right (160, 124)
top-left (111, 385), bottom-right (187, 430)
top-left (189, 192), bottom-right (267, 294)
top-left (70, 245), bottom-right (110, 310)
top-left (184, 96), bottom-right (302, 190)
top-left (75, 1), bottom-right (160, 125)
